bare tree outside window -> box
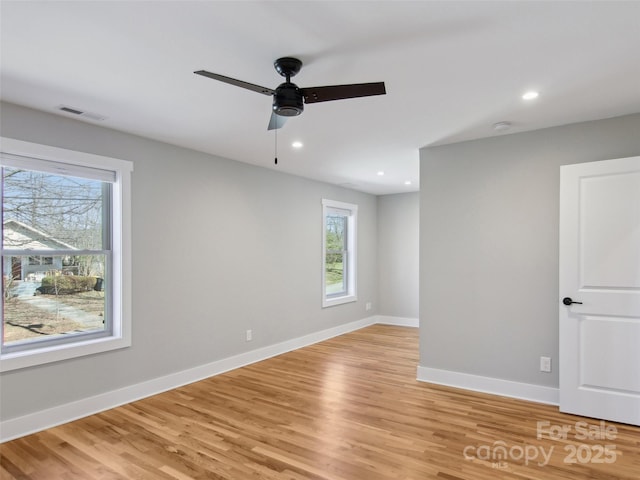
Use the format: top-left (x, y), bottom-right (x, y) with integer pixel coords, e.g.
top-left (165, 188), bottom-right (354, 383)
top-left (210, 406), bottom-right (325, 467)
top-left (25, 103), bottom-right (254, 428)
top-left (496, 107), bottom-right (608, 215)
top-left (2, 167), bottom-right (109, 346)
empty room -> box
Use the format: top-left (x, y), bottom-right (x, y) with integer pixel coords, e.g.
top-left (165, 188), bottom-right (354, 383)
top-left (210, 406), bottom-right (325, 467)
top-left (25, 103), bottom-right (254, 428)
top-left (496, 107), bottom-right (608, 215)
top-left (1, 2), bottom-right (639, 479)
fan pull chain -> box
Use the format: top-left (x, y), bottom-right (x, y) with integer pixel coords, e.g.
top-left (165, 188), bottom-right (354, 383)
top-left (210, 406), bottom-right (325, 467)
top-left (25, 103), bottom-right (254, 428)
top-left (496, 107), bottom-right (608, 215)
top-left (274, 121), bottom-right (278, 165)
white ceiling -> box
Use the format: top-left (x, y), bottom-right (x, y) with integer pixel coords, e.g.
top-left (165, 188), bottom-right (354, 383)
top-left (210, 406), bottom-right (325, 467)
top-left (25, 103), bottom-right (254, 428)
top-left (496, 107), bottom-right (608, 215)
top-left (2, 1), bottom-right (639, 195)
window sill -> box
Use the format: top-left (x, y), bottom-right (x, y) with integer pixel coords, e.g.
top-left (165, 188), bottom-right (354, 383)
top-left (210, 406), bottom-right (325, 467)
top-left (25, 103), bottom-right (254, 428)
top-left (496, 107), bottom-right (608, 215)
top-left (0, 333), bottom-right (130, 372)
top-left (323, 294), bottom-right (357, 308)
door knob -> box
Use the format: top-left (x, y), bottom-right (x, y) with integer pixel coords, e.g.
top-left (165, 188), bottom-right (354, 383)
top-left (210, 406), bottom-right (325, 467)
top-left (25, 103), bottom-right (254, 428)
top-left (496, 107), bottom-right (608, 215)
top-left (562, 297), bottom-right (583, 306)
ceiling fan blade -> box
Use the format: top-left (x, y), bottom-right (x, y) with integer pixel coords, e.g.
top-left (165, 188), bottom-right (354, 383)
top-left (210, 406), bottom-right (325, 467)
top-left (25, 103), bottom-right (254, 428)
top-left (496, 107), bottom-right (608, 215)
top-left (267, 112), bottom-right (287, 130)
top-left (301, 82), bottom-right (386, 104)
top-left (194, 70), bottom-right (274, 96)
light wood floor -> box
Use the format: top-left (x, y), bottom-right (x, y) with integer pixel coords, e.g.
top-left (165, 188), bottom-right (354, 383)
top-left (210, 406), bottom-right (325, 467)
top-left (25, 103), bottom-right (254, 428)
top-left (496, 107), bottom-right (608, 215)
top-left (1, 325), bottom-right (639, 479)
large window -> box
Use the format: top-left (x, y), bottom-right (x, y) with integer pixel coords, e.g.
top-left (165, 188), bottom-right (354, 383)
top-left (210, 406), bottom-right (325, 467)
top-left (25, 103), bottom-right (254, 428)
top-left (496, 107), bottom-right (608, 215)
top-left (322, 199), bottom-right (357, 307)
top-left (1, 138), bottom-right (132, 371)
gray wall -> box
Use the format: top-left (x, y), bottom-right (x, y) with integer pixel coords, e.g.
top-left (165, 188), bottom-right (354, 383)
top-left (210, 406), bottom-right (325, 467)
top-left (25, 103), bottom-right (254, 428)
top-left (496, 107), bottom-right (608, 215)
top-left (377, 192), bottom-right (419, 319)
top-left (0, 102), bottom-right (379, 421)
top-left (419, 113), bottom-right (640, 387)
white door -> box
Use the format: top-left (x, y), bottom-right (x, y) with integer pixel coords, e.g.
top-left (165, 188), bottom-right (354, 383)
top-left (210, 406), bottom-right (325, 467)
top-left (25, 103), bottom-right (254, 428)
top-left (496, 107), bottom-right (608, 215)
top-left (559, 155), bottom-right (640, 426)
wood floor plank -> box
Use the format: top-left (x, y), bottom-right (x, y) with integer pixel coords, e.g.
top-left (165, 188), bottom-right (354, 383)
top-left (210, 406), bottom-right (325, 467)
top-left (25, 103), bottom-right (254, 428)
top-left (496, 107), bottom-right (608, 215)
top-left (1, 325), bottom-right (638, 479)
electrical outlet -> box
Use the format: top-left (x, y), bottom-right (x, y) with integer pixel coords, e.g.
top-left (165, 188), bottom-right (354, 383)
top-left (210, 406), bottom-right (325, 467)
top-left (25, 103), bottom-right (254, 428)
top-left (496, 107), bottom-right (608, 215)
top-left (365, 302), bottom-right (372, 311)
top-left (540, 356), bottom-right (552, 373)
top-left (246, 329), bottom-right (252, 342)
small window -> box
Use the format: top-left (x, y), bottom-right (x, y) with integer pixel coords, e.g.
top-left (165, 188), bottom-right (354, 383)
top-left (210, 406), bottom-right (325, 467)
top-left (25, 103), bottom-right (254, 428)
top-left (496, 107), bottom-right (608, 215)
top-left (28, 256), bottom-right (54, 266)
top-left (1, 138), bottom-right (132, 371)
top-left (322, 199), bottom-right (357, 307)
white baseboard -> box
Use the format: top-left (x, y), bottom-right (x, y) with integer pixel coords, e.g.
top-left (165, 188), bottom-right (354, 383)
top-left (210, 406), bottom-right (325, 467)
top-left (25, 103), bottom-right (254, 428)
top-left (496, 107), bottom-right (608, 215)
top-left (416, 366), bottom-right (559, 406)
top-left (4, 318), bottom-right (558, 442)
top-left (1, 316), bottom-right (377, 442)
top-left (374, 315), bottom-right (419, 327)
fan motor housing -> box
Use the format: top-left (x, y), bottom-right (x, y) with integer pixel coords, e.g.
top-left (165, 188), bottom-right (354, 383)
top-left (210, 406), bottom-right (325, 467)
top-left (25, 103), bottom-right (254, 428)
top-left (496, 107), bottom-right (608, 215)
top-left (273, 83), bottom-right (304, 117)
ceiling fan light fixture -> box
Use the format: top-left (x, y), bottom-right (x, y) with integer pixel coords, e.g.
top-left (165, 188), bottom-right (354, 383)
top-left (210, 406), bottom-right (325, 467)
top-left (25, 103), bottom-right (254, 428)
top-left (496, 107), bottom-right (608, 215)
top-left (273, 83), bottom-right (304, 117)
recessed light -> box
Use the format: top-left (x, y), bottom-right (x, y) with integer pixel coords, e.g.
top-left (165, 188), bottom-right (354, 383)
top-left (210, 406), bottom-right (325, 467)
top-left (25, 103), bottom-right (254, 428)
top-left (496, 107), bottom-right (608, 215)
top-left (522, 91), bottom-right (539, 100)
top-left (404, 180), bottom-right (412, 185)
top-left (291, 141), bottom-right (303, 148)
top-left (377, 171), bottom-right (385, 176)
top-left (493, 121), bottom-right (511, 131)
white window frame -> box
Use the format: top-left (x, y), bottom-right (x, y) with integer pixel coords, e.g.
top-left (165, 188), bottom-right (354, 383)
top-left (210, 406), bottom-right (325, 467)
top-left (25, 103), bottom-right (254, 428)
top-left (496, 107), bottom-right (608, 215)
top-left (0, 137), bottom-right (132, 372)
top-left (322, 199), bottom-right (357, 308)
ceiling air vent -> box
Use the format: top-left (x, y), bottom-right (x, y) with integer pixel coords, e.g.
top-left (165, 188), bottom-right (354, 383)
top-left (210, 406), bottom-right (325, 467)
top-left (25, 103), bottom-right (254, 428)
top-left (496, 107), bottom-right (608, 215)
top-left (56, 105), bottom-right (106, 121)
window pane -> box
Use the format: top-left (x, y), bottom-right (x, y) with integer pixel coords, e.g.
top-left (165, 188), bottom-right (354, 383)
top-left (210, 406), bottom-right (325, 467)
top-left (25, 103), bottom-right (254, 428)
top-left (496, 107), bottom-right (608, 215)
top-left (326, 213), bottom-right (348, 296)
top-left (325, 252), bottom-right (346, 295)
top-left (324, 252), bottom-right (347, 295)
top-left (2, 255), bottom-right (106, 345)
top-left (2, 166), bottom-right (110, 348)
top-left (326, 214), bottom-right (347, 251)
top-left (2, 167), bottom-right (107, 250)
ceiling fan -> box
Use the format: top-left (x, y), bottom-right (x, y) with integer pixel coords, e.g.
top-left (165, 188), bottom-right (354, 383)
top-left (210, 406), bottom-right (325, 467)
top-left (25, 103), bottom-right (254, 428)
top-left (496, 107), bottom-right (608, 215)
top-left (195, 57), bottom-right (386, 130)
